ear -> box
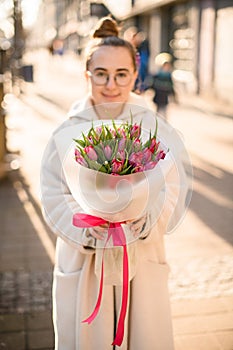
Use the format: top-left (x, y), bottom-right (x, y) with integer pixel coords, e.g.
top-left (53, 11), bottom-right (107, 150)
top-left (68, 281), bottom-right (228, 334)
top-left (131, 70), bottom-right (138, 89)
top-left (133, 70), bottom-right (138, 81)
top-left (85, 71), bottom-right (89, 80)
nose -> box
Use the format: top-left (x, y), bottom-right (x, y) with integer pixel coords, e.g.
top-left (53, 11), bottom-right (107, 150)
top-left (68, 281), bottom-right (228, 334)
top-left (105, 74), bottom-right (117, 89)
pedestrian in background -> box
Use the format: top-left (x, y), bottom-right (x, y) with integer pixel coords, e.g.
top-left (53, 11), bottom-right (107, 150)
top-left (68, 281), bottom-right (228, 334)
top-left (40, 16), bottom-right (188, 350)
top-left (151, 61), bottom-right (174, 119)
top-left (133, 30), bottom-right (150, 92)
top-left (124, 27), bottom-right (150, 93)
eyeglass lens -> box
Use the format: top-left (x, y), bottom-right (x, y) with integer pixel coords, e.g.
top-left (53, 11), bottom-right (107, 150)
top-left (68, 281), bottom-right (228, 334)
top-left (90, 71), bottom-right (131, 86)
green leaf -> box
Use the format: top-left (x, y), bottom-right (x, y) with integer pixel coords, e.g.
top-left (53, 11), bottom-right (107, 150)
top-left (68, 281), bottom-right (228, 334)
top-left (105, 125), bottom-right (114, 140)
top-left (94, 145), bottom-right (106, 163)
top-left (153, 117), bottom-right (158, 139)
top-left (81, 132), bottom-right (91, 146)
top-left (112, 119), bottom-right (121, 138)
top-left (119, 164), bottom-right (132, 175)
top-left (99, 165), bottom-right (108, 173)
top-left (83, 156), bottom-right (102, 171)
top-left (142, 130), bottom-right (152, 149)
top-left (125, 138), bottom-right (133, 154)
top-left (111, 139), bottom-right (119, 158)
top-left (73, 139), bottom-right (86, 148)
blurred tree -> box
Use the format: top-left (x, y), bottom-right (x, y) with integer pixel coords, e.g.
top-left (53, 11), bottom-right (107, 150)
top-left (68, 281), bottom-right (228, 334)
top-left (13, 0), bottom-right (25, 60)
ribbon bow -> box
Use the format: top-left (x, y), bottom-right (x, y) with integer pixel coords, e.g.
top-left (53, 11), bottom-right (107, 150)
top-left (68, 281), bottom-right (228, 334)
top-left (73, 213), bottom-right (129, 346)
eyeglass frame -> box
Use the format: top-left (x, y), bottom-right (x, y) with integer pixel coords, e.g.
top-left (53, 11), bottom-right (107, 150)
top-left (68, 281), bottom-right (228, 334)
top-left (86, 69), bottom-right (134, 87)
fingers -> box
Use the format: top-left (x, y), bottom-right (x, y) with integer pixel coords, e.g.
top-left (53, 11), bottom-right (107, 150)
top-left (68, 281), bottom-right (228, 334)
top-left (89, 224), bottom-right (108, 240)
top-left (126, 215), bottom-right (147, 237)
top-left (125, 215), bottom-right (146, 225)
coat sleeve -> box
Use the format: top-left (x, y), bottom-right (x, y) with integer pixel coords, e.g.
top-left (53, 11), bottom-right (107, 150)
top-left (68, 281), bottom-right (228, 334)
top-left (139, 123), bottom-right (190, 249)
top-left (40, 134), bottom-right (95, 254)
top-left (129, 110), bottom-right (190, 239)
top-left (137, 155), bottom-right (189, 264)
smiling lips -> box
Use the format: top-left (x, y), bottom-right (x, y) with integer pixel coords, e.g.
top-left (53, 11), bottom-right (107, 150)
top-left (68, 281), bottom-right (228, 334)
top-left (102, 93), bottom-right (121, 98)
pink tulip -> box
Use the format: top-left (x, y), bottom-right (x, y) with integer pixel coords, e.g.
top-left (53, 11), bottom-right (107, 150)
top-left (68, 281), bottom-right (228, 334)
top-left (116, 150), bottom-right (125, 161)
top-left (117, 128), bottom-right (126, 138)
top-left (155, 150), bottom-right (166, 162)
top-left (104, 145), bottom-right (112, 160)
top-left (88, 136), bottom-right (94, 144)
top-left (142, 148), bottom-right (152, 163)
top-left (130, 124), bottom-right (141, 138)
top-left (111, 159), bottom-right (124, 174)
top-left (129, 151), bottom-right (143, 166)
top-left (75, 148), bottom-right (81, 157)
top-left (76, 157), bottom-right (88, 167)
top-left (118, 138), bottom-right (126, 151)
top-left (96, 127), bottom-right (102, 135)
top-left (133, 164), bottom-right (145, 173)
top-left (132, 138), bottom-right (141, 152)
top-left (84, 145), bottom-right (98, 161)
top-left (149, 138), bottom-right (159, 153)
top-left (75, 149), bottom-right (88, 167)
top-left (144, 161), bottom-right (158, 170)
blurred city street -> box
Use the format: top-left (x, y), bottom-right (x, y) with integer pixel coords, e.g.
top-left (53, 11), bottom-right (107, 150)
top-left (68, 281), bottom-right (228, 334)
top-left (0, 50), bottom-right (233, 349)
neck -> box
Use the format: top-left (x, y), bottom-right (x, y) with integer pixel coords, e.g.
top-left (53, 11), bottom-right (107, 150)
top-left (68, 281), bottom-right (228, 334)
top-left (91, 100), bottom-right (125, 120)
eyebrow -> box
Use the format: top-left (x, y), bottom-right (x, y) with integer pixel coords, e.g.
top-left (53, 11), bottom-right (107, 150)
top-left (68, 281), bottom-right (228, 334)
top-left (93, 67), bottom-right (130, 72)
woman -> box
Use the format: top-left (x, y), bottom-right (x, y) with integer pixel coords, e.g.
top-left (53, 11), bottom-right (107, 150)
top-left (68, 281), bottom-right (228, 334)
top-left (41, 17), bottom-right (189, 350)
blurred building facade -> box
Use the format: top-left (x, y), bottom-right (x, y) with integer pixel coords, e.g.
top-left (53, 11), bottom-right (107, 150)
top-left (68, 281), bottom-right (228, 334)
top-left (1, 0), bottom-right (232, 105)
top-left (33, 0), bottom-right (232, 104)
top-left (27, 0), bottom-right (109, 54)
top-left (105, 0), bottom-right (233, 104)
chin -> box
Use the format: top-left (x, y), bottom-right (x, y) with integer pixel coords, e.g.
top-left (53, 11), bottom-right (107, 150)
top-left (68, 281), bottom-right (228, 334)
top-left (105, 97), bottom-right (128, 105)
top-left (102, 96), bottom-right (120, 102)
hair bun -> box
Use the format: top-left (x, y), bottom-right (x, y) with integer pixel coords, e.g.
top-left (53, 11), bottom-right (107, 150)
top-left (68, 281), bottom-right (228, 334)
top-left (93, 17), bottom-right (119, 38)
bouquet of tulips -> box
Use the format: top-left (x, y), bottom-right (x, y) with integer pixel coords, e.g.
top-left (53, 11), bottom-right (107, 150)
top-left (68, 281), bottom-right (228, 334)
top-left (73, 118), bottom-right (167, 175)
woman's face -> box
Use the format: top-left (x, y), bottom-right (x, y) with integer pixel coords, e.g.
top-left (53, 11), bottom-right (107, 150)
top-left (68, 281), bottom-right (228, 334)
top-left (86, 46), bottom-right (137, 105)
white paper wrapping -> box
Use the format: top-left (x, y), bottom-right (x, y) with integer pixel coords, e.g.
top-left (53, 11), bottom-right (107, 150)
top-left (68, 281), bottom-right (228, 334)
top-left (54, 120), bottom-right (173, 223)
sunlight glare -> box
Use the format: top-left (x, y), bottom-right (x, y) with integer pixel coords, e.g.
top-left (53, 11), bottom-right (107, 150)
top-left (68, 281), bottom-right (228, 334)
top-left (21, 0), bottom-right (41, 28)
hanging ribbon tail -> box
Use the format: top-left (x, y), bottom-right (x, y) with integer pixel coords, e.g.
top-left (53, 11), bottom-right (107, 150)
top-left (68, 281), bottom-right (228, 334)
top-left (109, 222), bottom-right (126, 246)
top-left (111, 226), bottom-right (129, 346)
top-left (112, 244), bottom-right (129, 346)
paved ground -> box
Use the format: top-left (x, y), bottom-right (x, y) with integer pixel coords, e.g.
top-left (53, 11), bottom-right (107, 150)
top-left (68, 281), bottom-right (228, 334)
top-left (0, 172), bottom-right (55, 350)
top-left (0, 49), bottom-right (233, 349)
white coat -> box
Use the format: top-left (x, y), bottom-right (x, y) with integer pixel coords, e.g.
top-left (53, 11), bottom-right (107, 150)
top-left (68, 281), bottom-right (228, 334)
top-left (40, 92), bottom-right (189, 350)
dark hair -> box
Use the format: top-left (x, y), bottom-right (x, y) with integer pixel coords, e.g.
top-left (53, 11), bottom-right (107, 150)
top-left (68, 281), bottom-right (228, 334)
top-left (86, 17), bottom-right (137, 71)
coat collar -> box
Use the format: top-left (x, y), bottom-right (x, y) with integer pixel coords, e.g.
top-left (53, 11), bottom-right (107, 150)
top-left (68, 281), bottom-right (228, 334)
top-left (67, 93), bottom-right (149, 122)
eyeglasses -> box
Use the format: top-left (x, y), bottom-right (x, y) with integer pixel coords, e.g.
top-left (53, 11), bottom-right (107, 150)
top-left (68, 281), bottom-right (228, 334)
top-left (87, 70), bottom-right (132, 87)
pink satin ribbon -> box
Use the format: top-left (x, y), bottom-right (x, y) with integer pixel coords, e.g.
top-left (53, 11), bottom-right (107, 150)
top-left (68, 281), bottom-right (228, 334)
top-left (73, 213), bottom-right (129, 346)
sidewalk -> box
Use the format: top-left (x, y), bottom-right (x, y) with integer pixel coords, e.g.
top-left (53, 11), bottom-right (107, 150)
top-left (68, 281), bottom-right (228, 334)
top-left (172, 296), bottom-right (233, 350)
top-left (178, 93), bottom-right (233, 121)
top-left (0, 171), bottom-right (55, 349)
top-left (0, 50), bottom-right (233, 349)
